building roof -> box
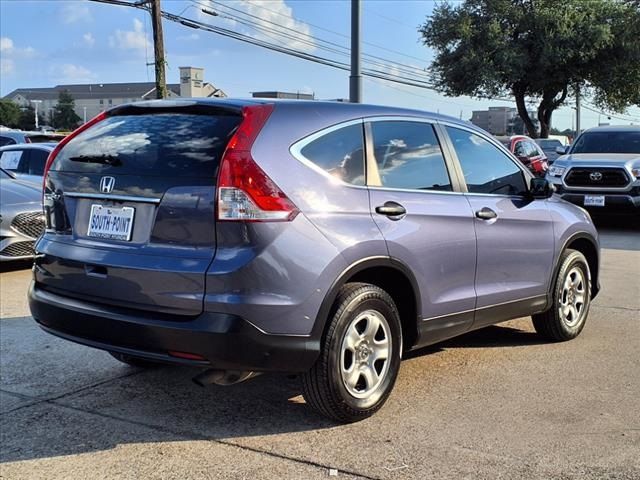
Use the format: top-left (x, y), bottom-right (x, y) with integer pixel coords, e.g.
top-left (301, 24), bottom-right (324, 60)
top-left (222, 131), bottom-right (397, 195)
top-left (3, 82), bottom-right (182, 101)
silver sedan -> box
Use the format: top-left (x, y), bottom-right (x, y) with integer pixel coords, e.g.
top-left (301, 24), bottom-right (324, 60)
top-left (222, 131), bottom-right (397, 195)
top-left (0, 168), bottom-right (45, 261)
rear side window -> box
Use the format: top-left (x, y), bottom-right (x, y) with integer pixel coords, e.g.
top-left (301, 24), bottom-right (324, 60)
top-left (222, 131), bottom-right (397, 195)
top-left (27, 149), bottom-right (49, 175)
top-left (446, 127), bottom-right (528, 196)
top-left (54, 113), bottom-right (242, 177)
top-left (0, 136), bottom-right (17, 147)
top-left (299, 123), bottom-right (365, 185)
top-left (369, 121), bottom-right (452, 191)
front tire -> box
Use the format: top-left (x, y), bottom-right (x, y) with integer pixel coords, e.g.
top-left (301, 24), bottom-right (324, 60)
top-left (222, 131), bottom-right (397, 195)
top-left (302, 283), bottom-right (402, 423)
top-left (532, 249), bottom-right (591, 341)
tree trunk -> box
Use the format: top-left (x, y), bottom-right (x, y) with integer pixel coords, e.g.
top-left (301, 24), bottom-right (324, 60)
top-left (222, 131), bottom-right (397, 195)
top-left (537, 86), bottom-right (568, 138)
top-left (513, 84), bottom-right (538, 138)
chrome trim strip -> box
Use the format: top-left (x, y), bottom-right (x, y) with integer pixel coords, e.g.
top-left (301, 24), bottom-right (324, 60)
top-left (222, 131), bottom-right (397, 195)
top-left (63, 192), bottom-right (161, 204)
top-left (421, 294), bottom-right (546, 322)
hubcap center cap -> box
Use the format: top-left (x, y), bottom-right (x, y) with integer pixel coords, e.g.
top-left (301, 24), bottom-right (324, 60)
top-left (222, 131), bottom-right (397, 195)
top-left (356, 343), bottom-right (371, 362)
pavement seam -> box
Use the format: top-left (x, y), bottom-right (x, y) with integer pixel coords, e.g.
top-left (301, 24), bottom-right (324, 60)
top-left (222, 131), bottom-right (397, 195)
top-left (593, 305), bottom-right (639, 312)
top-left (42, 400), bottom-right (379, 480)
top-left (0, 369), bottom-right (145, 416)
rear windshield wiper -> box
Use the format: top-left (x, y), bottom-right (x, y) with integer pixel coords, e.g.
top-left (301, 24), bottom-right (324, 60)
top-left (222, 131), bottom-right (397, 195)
top-left (68, 154), bottom-right (122, 166)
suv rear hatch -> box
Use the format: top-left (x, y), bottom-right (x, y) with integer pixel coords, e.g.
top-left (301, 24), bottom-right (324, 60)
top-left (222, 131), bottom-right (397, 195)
top-left (36, 101), bottom-right (243, 316)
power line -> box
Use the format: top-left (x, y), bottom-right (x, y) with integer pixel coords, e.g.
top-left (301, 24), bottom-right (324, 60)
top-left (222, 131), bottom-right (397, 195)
top-left (235, 0), bottom-right (430, 64)
top-left (197, 0), bottom-right (432, 80)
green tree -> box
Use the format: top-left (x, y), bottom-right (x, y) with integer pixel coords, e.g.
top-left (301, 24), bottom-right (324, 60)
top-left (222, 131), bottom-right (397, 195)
top-left (52, 90), bottom-right (81, 130)
top-left (17, 105), bottom-right (36, 131)
top-left (0, 100), bottom-right (21, 128)
top-left (420, 0), bottom-right (640, 138)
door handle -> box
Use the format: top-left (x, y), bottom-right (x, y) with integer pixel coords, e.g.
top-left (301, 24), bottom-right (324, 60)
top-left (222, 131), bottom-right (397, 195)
top-left (375, 201), bottom-right (406, 217)
top-left (475, 207), bottom-right (497, 220)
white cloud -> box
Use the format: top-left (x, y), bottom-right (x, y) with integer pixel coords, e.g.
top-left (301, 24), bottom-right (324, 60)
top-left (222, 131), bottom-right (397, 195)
top-left (109, 18), bottom-right (150, 55)
top-left (178, 33), bottom-right (200, 41)
top-left (83, 33), bottom-right (95, 47)
top-left (50, 63), bottom-right (97, 83)
top-left (0, 37), bottom-right (36, 75)
top-left (1, 37), bottom-right (14, 52)
top-left (1, 58), bottom-right (15, 75)
top-left (198, 0), bottom-right (315, 52)
top-left (61, 3), bottom-right (92, 24)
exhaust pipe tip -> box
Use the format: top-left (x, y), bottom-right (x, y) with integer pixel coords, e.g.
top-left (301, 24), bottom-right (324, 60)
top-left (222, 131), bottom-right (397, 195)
top-left (192, 369), bottom-right (258, 387)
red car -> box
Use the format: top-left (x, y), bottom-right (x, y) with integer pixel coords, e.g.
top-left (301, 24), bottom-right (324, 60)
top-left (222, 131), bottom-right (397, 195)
top-left (496, 135), bottom-right (549, 176)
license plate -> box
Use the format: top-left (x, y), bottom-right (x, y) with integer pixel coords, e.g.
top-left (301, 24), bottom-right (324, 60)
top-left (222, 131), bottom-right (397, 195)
top-left (87, 204), bottom-right (135, 241)
top-left (584, 195), bottom-right (605, 207)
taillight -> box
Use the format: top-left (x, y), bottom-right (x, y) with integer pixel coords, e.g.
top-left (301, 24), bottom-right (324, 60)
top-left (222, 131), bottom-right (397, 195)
top-left (42, 112), bottom-right (107, 193)
top-left (217, 104), bottom-right (298, 222)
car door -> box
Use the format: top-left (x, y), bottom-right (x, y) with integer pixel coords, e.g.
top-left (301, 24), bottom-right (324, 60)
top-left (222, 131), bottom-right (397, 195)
top-left (22, 148), bottom-right (49, 184)
top-left (442, 125), bottom-right (554, 327)
top-left (366, 119), bottom-right (477, 345)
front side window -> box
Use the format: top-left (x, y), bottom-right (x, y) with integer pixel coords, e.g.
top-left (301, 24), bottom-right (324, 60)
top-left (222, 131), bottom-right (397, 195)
top-left (369, 121), bottom-right (452, 191)
top-left (299, 123), bottom-right (365, 185)
top-left (446, 127), bottom-right (528, 196)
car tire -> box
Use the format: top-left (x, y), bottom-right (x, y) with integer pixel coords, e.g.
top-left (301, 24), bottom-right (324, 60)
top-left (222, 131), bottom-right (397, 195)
top-left (109, 351), bottom-right (159, 368)
top-left (301, 282), bottom-right (402, 423)
top-left (532, 249), bottom-right (591, 342)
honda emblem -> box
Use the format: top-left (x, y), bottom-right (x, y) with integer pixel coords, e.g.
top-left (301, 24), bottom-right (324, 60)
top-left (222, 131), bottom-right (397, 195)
top-left (99, 176), bottom-right (116, 194)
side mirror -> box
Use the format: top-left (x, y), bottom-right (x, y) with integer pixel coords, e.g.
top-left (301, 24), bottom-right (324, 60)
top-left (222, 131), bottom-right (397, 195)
top-left (530, 177), bottom-right (555, 199)
top-left (555, 145), bottom-right (569, 155)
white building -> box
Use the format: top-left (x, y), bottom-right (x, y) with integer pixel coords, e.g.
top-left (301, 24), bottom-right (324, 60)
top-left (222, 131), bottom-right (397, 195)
top-left (3, 67), bottom-right (226, 124)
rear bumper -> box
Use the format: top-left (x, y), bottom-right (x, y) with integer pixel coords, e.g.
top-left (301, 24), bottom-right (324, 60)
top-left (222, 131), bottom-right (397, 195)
top-left (29, 282), bottom-right (319, 373)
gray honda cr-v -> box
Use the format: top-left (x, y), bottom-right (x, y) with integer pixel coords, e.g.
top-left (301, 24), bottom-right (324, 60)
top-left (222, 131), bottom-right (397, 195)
top-left (29, 99), bottom-right (600, 422)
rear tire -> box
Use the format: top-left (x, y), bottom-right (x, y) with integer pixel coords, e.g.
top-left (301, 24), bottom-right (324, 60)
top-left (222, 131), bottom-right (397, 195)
top-left (532, 249), bottom-right (591, 342)
top-left (109, 351), bottom-right (159, 368)
top-left (302, 283), bottom-right (402, 423)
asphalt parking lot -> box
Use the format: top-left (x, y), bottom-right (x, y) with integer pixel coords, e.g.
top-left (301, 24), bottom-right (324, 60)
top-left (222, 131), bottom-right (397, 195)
top-left (0, 219), bottom-right (638, 480)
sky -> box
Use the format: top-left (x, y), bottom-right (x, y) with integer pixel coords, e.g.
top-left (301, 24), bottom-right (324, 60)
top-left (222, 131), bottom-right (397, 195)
top-left (1, 0), bottom-right (639, 131)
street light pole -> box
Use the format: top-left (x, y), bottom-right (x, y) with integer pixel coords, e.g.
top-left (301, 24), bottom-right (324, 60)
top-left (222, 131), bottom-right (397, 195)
top-left (349, 0), bottom-right (362, 103)
top-left (30, 100), bottom-right (42, 129)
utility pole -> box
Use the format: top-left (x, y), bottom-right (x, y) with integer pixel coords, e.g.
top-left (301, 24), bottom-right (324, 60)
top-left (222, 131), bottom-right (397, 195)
top-left (575, 83), bottom-right (581, 134)
top-left (349, 0), bottom-right (361, 103)
top-left (149, 0), bottom-right (168, 99)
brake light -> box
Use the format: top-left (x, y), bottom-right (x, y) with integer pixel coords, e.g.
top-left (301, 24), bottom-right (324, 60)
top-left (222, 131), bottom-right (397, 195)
top-left (42, 112), bottom-right (107, 192)
top-left (217, 104), bottom-right (298, 222)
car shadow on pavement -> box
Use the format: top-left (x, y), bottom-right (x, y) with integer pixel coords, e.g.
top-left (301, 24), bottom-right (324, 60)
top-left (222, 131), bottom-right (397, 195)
top-left (592, 216), bottom-right (640, 251)
top-left (405, 323), bottom-right (547, 361)
top-left (0, 320), bottom-right (552, 464)
top-left (0, 260), bottom-right (32, 274)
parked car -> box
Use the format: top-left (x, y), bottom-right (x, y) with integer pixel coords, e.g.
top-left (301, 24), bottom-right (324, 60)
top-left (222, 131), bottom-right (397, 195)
top-left (535, 138), bottom-right (567, 164)
top-left (546, 125), bottom-right (640, 216)
top-left (0, 143), bottom-right (55, 185)
top-left (29, 100), bottom-right (600, 422)
top-left (0, 168), bottom-right (45, 261)
top-left (496, 135), bottom-right (549, 176)
top-left (0, 130), bottom-right (65, 146)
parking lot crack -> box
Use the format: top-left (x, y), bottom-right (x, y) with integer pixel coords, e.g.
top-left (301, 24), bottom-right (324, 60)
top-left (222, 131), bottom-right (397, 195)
top-left (0, 369), bottom-right (145, 417)
top-left (45, 401), bottom-right (380, 480)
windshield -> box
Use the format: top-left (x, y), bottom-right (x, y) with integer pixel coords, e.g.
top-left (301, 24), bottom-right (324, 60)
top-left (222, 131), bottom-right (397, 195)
top-left (537, 139), bottom-right (562, 149)
top-left (571, 131), bottom-right (640, 154)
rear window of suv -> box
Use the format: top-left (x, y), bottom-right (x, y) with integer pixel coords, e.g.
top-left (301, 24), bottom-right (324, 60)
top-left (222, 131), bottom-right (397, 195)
top-left (54, 113), bottom-right (242, 177)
